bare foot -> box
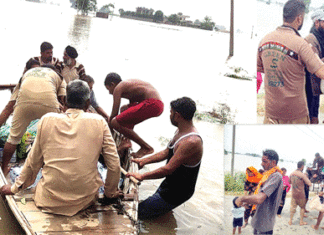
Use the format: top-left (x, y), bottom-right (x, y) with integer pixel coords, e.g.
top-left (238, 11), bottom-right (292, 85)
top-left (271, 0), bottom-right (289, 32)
top-left (288, 221), bottom-right (292, 225)
top-left (131, 146), bottom-right (154, 158)
top-left (277, 215), bottom-right (281, 218)
top-left (304, 214), bottom-right (308, 218)
top-left (242, 223), bottom-right (248, 228)
top-left (118, 137), bottom-right (132, 152)
top-left (300, 221), bottom-right (307, 226)
top-left (312, 225), bottom-right (319, 230)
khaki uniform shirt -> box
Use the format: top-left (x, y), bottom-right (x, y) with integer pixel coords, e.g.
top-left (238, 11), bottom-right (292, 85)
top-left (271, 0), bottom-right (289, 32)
top-left (289, 169), bottom-right (312, 200)
top-left (11, 109), bottom-right (121, 216)
top-left (16, 67), bottom-right (66, 109)
top-left (10, 56), bottom-right (61, 101)
top-left (61, 62), bottom-right (85, 84)
top-left (257, 26), bottom-right (324, 120)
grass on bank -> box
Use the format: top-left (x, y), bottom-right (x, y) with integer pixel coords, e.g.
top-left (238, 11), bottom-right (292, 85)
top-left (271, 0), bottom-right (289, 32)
top-left (225, 172), bottom-right (245, 194)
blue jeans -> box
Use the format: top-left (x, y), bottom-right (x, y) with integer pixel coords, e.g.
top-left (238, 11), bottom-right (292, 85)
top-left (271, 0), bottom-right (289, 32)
top-left (139, 188), bottom-right (178, 220)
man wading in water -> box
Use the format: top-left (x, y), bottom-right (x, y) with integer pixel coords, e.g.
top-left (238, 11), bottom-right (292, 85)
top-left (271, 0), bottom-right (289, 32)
top-left (126, 97), bottom-right (203, 219)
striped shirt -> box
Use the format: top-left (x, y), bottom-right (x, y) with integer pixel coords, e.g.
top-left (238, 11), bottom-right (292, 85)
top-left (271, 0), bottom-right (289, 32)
top-left (60, 62), bottom-right (86, 84)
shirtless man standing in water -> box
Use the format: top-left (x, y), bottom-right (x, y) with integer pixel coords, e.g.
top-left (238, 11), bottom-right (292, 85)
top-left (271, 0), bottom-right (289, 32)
top-left (104, 72), bottom-right (164, 158)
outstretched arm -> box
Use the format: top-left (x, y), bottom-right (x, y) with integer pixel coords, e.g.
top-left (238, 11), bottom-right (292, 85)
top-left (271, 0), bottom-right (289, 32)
top-left (95, 106), bottom-right (110, 122)
top-left (128, 136), bottom-right (202, 181)
top-left (132, 148), bottom-right (169, 169)
top-left (235, 192), bottom-right (267, 207)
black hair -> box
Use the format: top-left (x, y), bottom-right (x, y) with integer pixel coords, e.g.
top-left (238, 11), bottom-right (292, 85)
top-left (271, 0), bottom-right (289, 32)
top-left (281, 167), bottom-right (287, 172)
top-left (25, 58), bottom-right (40, 70)
top-left (297, 161), bottom-right (305, 169)
top-left (40, 42), bottom-right (53, 53)
top-left (170, 97), bottom-right (196, 120)
top-left (104, 72), bottom-right (122, 86)
top-left (80, 75), bottom-right (95, 84)
top-left (283, 0), bottom-right (306, 23)
top-left (263, 149), bottom-right (279, 164)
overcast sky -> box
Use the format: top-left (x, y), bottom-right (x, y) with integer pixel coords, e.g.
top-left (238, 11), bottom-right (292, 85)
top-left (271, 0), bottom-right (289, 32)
top-left (224, 125), bottom-right (324, 164)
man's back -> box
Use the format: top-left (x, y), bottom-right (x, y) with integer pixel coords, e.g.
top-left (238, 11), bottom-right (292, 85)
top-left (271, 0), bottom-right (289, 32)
top-left (17, 67), bottom-right (66, 109)
top-left (24, 109), bottom-right (120, 216)
top-left (118, 79), bottom-right (161, 103)
top-left (289, 170), bottom-right (311, 200)
top-left (258, 26), bottom-right (323, 120)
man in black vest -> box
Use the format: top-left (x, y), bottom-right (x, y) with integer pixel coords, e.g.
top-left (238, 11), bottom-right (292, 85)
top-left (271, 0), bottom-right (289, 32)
top-left (126, 97), bottom-right (203, 219)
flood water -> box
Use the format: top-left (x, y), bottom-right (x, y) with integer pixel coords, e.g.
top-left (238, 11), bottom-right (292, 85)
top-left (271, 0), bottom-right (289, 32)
top-left (0, 0), bottom-right (226, 234)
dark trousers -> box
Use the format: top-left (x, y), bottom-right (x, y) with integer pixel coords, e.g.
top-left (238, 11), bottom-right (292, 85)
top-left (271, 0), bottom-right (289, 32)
top-left (306, 73), bottom-right (320, 118)
top-left (277, 189), bottom-right (287, 215)
top-left (254, 229), bottom-right (273, 234)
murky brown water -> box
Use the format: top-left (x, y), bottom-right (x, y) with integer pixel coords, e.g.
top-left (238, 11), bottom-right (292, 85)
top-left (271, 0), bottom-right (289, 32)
top-left (0, 197), bottom-right (25, 234)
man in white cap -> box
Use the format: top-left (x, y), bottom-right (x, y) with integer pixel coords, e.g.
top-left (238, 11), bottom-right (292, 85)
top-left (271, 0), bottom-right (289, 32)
top-left (61, 45), bottom-right (86, 83)
top-left (257, 0), bottom-right (324, 124)
top-left (305, 9), bottom-right (324, 124)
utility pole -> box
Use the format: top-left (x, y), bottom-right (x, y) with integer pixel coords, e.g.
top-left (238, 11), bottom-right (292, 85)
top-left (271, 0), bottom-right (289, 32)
top-left (229, 0), bottom-right (234, 59)
top-left (231, 125), bottom-right (236, 176)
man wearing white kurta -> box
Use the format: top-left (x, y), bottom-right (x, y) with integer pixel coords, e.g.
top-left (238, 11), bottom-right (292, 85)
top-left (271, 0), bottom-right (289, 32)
top-left (1, 80), bottom-right (121, 216)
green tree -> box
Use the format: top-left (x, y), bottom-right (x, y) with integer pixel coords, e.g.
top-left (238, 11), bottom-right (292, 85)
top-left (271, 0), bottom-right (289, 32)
top-left (119, 8), bottom-right (125, 16)
top-left (99, 3), bottom-right (114, 13)
top-left (200, 16), bottom-right (215, 31)
top-left (168, 14), bottom-right (180, 25)
top-left (302, 0), bottom-right (311, 13)
top-left (76, 0), bottom-right (97, 15)
top-left (153, 10), bottom-right (164, 22)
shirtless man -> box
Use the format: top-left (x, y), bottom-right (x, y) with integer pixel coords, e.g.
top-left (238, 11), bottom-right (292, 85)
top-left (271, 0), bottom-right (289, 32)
top-left (127, 97), bottom-right (203, 219)
top-left (104, 72), bottom-right (164, 158)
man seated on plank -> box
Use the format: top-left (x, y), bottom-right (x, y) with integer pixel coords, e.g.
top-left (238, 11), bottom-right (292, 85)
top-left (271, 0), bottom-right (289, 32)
top-left (104, 72), bottom-right (164, 158)
top-left (0, 80), bottom-right (121, 216)
top-left (126, 97), bottom-right (203, 219)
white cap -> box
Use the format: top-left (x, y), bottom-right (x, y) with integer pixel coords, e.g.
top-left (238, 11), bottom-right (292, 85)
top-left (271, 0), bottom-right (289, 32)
top-left (311, 9), bottom-right (324, 22)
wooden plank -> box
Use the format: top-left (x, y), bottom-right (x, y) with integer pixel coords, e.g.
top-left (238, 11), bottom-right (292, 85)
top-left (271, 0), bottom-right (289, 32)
top-left (0, 169), bottom-right (35, 235)
top-left (21, 209), bottom-right (136, 234)
top-left (0, 84), bottom-right (16, 90)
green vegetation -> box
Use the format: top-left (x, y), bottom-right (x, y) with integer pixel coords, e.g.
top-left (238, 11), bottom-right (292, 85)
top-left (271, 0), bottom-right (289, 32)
top-left (158, 136), bottom-right (171, 146)
top-left (153, 10), bottom-right (164, 22)
top-left (194, 103), bottom-right (235, 124)
top-left (167, 14), bottom-right (181, 25)
top-left (75, 0), bottom-right (97, 15)
top-left (225, 172), bottom-right (245, 193)
top-left (200, 16), bottom-right (215, 31)
top-left (119, 7), bottom-right (218, 31)
top-left (98, 3), bottom-right (114, 13)
top-left (224, 66), bottom-right (253, 81)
